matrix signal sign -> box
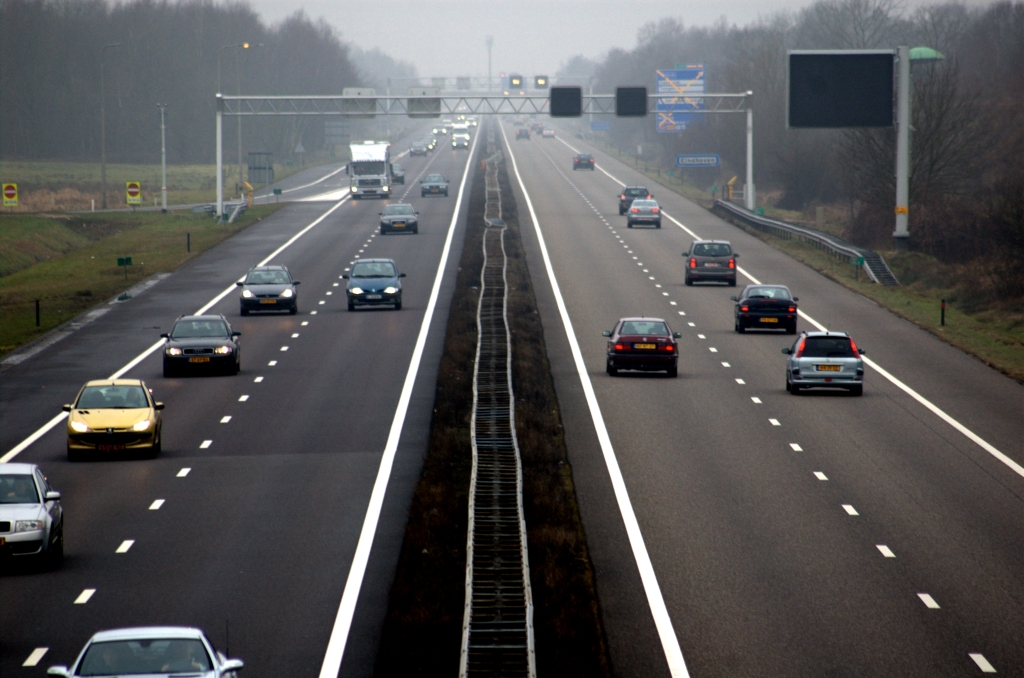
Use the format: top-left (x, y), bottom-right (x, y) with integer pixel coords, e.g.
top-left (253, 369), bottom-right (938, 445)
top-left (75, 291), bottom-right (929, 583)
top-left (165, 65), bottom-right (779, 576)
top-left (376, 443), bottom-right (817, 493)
top-left (656, 65), bottom-right (705, 132)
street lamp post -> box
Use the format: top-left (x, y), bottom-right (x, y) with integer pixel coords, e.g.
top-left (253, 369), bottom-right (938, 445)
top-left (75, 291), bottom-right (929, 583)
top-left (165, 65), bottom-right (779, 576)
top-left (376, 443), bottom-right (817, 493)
top-left (486, 36), bottom-right (493, 92)
top-left (157, 104), bottom-right (168, 212)
top-left (218, 42), bottom-right (262, 195)
top-left (99, 43), bottom-right (122, 209)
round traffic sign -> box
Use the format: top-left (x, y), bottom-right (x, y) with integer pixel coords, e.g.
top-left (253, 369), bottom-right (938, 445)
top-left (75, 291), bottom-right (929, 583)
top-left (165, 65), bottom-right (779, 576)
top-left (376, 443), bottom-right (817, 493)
top-left (3, 185), bottom-right (16, 199)
top-left (127, 183), bottom-right (140, 197)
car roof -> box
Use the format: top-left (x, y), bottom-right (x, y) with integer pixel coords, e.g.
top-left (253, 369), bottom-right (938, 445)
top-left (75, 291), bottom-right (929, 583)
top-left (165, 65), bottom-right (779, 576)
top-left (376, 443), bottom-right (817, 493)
top-left (247, 264), bottom-right (288, 272)
top-left (176, 314), bottom-right (226, 321)
top-left (355, 258), bottom-right (397, 264)
top-left (744, 284), bottom-right (790, 289)
top-left (624, 186), bottom-right (648, 190)
top-left (87, 627), bottom-right (207, 643)
top-left (0, 462), bottom-right (39, 474)
top-left (619, 316), bottom-right (667, 323)
top-left (692, 239), bottom-right (732, 245)
top-left (801, 331), bottom-right (851, 338)
top-left (82, 378), bottom-right (145, 387)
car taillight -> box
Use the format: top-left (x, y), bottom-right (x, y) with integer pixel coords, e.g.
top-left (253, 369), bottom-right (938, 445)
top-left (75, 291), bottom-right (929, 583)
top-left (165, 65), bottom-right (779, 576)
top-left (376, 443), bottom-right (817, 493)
top-left (631, 207), bottom-right (639, 213)
top-left (652, 208), bottom-right (659, 213)
top-left (788, 306), bottom-right (796, 312)
top-left (689, 257), bottom-right (697, 268)
top-left (589, 159), bottom-right (594, 163)
top-left (849, 337), bottom-right (861, 357)
top-left (728, 258), bottom-right (735, 269)
top-left (794, 337), bottom-right (807, 357)
top-left (614, 344), bottom-right (626, 351)
top-left (665, 344), bottom-right (675, 351)
top-left (740, 305), bottom-right (749, 312)
top-left (621, 194), bottom-right (626, 200)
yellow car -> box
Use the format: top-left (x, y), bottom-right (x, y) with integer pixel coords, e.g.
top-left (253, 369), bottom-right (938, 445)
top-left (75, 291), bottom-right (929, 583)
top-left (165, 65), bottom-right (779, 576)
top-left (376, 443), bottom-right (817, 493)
top-left (63, 379), bottom-right (164, 461)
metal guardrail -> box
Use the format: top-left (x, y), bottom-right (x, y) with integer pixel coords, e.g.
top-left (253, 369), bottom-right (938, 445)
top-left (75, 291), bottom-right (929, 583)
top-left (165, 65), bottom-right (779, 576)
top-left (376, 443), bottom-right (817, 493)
top-left (713, 200), bottom-right (899, 286)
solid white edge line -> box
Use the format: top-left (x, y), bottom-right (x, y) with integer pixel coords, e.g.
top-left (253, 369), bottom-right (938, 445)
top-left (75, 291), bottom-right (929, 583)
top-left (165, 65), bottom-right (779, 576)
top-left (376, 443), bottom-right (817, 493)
top-left (2, 197), bottom-right (350, 464)
top-left (317, 133), bottom-right (481, 678)
top-left (500, 123), bottom-right (690, 678)
top-left (23, 647), bottom-right (49, 667)
top-left (557, 134), bottom-right (1023, 481)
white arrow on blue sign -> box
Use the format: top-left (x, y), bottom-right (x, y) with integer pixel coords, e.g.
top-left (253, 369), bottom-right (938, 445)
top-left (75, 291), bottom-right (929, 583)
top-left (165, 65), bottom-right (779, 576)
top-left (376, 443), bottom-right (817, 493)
top-left (676, 154), bottom-right (720, 167)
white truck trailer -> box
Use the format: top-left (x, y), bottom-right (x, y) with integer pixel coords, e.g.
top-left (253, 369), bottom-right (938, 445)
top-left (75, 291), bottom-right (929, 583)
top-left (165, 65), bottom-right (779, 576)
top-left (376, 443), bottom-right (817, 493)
top-left (348, 141), bottom-right (392, 199)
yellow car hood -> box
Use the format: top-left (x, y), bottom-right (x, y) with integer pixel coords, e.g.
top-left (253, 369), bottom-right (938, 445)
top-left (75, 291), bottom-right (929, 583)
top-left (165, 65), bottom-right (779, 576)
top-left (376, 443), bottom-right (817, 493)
top-left (72, 408), bottom-right (151, 429)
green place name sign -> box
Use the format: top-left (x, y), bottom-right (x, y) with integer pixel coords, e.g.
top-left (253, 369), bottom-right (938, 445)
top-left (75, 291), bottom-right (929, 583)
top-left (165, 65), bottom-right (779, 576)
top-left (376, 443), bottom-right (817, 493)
top-left (117, 257), bottom-right (133, 266)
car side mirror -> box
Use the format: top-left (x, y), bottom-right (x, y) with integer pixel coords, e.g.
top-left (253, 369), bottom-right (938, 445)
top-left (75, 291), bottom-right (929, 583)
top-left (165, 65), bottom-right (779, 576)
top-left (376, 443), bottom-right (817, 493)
top-left (221, 659), bottom-right (244, 672)
top-left (378, 212), bottom-right (383, 216)
top-left (160, 333), bottom-right (169, 339)
top-left (45, 491), bottom-right (61, 501)
top-left (781, 348), bottom-right (792, 355)
top-left (415, 212), bottom-right (420, 215)
top-left (62, 404), bottom-right (72, 412)
top-left (418, 180), bottom-right (423, 184)
top-left (733, 253), bottom-right (740, 258)
top-left (231, 331), bottom-right (241, 337)
top-left (858, 348), bottom-right (866, 354)
top-left (793, 297), bottom-right (799, 302)
top-left (602, 331), bottom-right (612, 337)
top-left (729, 296), bottom-right (738, 302)
top-left (47, 666), bottom-right (71, 677)
top-left (673, 332), bottom-right (682, 338)
top-left (399, 273), bottom-right (407, 278)
top-left (154, 402), bottom-right (165, 410)
top-left (235, 281), bottom-right (244, 287)
top-left (342, 275), bottom-right (349, 279)
top-left (292, 281), bottom-right (300, 285)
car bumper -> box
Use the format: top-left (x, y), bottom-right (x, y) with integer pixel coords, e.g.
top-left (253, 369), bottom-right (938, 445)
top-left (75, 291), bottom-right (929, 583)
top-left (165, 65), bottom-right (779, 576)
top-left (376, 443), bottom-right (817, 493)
top-left (738, 313), bottom-right (795, 327)
top-left (0, 532), bottom-right (45, 556)
top-left (240, 298), bottom-right (296, 311)
top-left (422, 188), bottom-right (446, 195)
top-left (164, 354), bottom-right (237, 370)
top-left (68, 429), bottom-right (158, 451)
top-left (688, 268), bottom-right (735, 280)
top-left (608, 354), bottom-right (677, 371)
top-left (352, 188), bottom-right (390, 198)
top-left (627, 218), bottom-right (661, 226)
top-left (348, 293), bottom-right (401, 306)
top-left (791, 373), bottom-right (863, 387)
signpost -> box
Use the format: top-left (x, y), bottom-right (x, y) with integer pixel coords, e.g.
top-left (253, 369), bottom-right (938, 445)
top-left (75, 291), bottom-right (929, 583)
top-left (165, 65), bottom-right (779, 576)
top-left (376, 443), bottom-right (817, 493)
top-left (656, 65), bottom-right (705, 132)
top-left (125, 181), bottom-right (142, 206)
top-left (590, 121), bottom-right (611, 132)
top-left (676, 154), bottom-right (720, 167)
top-left (117, 256), bottom-right (133, 280)
top-left (3, 183), bottom-right (17, 207)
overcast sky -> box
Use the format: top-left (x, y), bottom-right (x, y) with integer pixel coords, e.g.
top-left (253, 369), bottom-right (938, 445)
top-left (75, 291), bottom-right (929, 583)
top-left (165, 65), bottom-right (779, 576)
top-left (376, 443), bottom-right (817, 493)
top-left (251, 0), bottom-right (991, 78)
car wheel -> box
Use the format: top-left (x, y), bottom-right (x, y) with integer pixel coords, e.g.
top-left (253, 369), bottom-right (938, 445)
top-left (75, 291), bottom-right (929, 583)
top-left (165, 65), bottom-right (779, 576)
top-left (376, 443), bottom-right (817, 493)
top-left (348, 302), bottom-right (356, 311)
top-left (67, 445), bottom-right (83, 462)
top-left (289, 306), bottom-right (298, 315)
top-left (380, 228), bottom-right (386, 235)
top-left (619, 208), bottom-right (625, 215)
top-left (413, 227), bottom-right (419, 234)
top-left (606, 361), bottom-right (618, 376)
top-left (850, 385), bottom-right (864, 397)
top-left (395, 301), bottom-right (402, 310)
top-left (790, 382), bottom-right (802, 395)
top-left (685, 277), bottom-right (693, 286)
top-left (656, 223), bottom-right (661, 229)
top-left (667, 366), bottom-right (678, 378)
top-left (628, 223), bottom-right (633, 228)
top-left (240, 307), bottom-right (249, 316)
top-left (163, 361), bottom-right (175, 378)
top-left (786, 323), bottom-right (798, 335)
top-left (49, 522), bottom-right (64, 569)
top-left (444, 190), bottom-right (449, 196)
top-left (728, 278), bottom-right (737, 287)
top-left (421, 192), bottom-right (426, 197)
top-left (735, 319), bottom-right (745, 333)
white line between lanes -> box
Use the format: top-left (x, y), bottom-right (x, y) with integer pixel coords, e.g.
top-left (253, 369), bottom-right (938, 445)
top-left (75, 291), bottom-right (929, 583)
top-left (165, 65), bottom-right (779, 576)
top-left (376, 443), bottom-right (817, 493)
top-left (502, 124), bottom-right (691, 678)
top-left (317, 132), bottom-right (481, 678)
top-left (74, 589), bottom-right (95, 604)
top-left (116, 540), bottom-right (134, 553)
top-left (969, 653), bottom-right (997, 673)
top-left (23, 648), bottom-right (48, 667)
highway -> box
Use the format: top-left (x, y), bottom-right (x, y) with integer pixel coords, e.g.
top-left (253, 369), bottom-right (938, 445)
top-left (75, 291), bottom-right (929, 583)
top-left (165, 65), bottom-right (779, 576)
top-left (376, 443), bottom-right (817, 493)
top-left (0, 131), bottom-right (479, 677)
top-left (499, 122), bottom-right (1024, 677)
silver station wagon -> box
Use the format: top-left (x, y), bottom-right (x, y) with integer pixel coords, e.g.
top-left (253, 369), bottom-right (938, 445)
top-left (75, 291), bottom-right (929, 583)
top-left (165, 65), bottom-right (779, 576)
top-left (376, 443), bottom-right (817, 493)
top-left (782, 331), bottom-right (866, 396)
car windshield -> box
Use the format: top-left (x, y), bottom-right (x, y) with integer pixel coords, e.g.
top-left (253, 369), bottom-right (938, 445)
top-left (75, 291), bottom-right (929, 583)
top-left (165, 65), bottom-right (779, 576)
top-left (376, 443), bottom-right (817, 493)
top-left (0, 475), bottom-right (39, 504)
top-left (383, 205), bottom-right (414, 216)
top-left (351, 262), bottom-right (397, 278)
top-left (424, 175), bottom-right (445, 183)
top-left (746, 286), bottom-right (791, 300)
top-left (412, 143), bottom-right (425, 148)
top-left (171, 319), bottom-right (230, 338)
top-left (694, 243), bottom-right (732, 257)
top-left (77, 639), bottom-right (212, 676)
top-left (77, 385), bottom-right (149, 409)
top-left (245, 270), bottom-right (291, 284)
top-left (577, 155), bottom-right (592, 160)
top-left (625, 188), bottom-right (648, 197)
top-left (801, 337), bottom-right (857, 358)
top-left (620, 321), bottom-right (670, 336)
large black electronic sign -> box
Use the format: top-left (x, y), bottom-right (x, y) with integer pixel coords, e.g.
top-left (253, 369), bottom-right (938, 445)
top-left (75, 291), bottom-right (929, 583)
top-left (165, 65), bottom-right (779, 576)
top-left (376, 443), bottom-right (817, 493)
top-left (788, 51), bottom-right (894, 128)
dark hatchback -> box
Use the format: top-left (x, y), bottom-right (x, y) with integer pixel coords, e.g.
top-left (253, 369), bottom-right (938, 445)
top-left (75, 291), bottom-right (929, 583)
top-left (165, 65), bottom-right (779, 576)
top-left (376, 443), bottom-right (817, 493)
top-left (379, 204), bottom-right (419, 235)
top-left (515, 128), bottom-right (531, 140)
top-left (410, 142), bottom-right (428, 156)
top-left (344, 259), bottom-right (405, 311)
top-left (391, 163), bottom-right (406, 184)
top-left (619, 186), bottom-right (651, 214)
top-left (603, 317), bottom-right (681, 377)
top-left (573, 154), bottom-right (595, 170)
top-left (162, 315), bottom-right (241, 376)
top-left (237, 265), bottom-right (300, 315)
top-left (420, 174), bottom-right (449, 197)
top-left (684, 240), bottom-right (738, 286)
top-left (732, 285), bottom-right (799, 334)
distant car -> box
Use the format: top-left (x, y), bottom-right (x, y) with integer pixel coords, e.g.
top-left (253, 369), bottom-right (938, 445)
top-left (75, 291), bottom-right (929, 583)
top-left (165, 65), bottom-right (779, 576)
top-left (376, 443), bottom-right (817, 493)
top-left (573, 154), bottom-right (595, 170)
top-left (452, 133), bottom-right (470, 149)
top-left (515, 128), bottom-right (531, 140)
top-left (468, 116), bottom-right (479, 127)
top-left (64, 379), bottom-right (164, 459)
top-left (530, 122), bottom-right (544, 134)
top-left (162, 315), bottom-right (241, 376)
top-left (618, 186), bottom-right (651, 214)
top-left (782, 331), bottom-right (865, 396)
top-left (410, 142), bottom-right (428, 156)
top-left (391, 163), bottom-right (405, 184)
top-left (0, 463), bottom-right (63, 567)
top-left (344, 258), bottom-right (405, 311)
top-left (47, 627), bottom-right (244, 678)
top-left (426, 138), bottom-right (437, 152)
top-left (626, 199), bottom-right (661, 228)
top-left (541, 128), bottom-right (555, 138)
top-left (684, 240), bottom-right (738, 286)
top-left (513, 117), bottom-right (525, 126)
top-left (236, 264), bottom-right (299, 315)
top-left (379, 203), bottom-right (419, 235)
top-left (602, 317), bottom-right (681, 377)
top-left (435, 127), bottom-right (448, 135)
top-left (420, 173), bottom-right (449, 197)
top-left (731, 285), bottom-right (798, 334)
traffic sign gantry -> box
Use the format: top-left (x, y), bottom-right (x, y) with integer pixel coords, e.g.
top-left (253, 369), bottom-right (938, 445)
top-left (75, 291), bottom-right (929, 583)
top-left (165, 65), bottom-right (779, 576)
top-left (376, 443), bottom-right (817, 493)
top-left (3, 183), bottom-right (18, 207)
top-left (126, 181), bottom-right (142, 206)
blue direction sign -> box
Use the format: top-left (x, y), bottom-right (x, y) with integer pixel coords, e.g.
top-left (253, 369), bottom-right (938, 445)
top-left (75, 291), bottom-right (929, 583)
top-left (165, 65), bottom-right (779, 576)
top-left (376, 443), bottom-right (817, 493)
top-left (656, 65), bottom-right (706, 133)
top-left (676, 154), bottom-right (720, 167)
top-left (590, 121), bottom-right (611, 131)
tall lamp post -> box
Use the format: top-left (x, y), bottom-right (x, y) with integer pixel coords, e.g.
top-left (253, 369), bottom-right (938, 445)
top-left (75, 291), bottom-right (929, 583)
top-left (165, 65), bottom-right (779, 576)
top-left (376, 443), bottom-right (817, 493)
top-left (99, 43), bottom-right (122, 209)
top-left (218, 42), bottom-right (263, 195)
top-left (486, 36), bottom-right (494, 92)
top-left (157, 104), bottom-right (168, 212)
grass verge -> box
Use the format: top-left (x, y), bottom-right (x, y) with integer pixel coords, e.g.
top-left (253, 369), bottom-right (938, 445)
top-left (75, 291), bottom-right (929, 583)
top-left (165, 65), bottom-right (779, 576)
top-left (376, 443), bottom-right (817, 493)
top-left (374, 135), bottom-right (610, 676)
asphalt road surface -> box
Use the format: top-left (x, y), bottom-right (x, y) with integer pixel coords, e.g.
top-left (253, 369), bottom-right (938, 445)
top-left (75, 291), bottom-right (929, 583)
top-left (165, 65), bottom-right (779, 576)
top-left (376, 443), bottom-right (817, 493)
top-left (1, 130), bottom-right (479, 678)
top-left (500, 122), bottom-right (1023, 677)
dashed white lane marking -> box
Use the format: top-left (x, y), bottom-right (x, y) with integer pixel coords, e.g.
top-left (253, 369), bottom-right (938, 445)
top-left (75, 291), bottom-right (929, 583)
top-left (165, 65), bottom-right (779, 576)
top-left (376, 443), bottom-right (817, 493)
top-left (769, 419), bottom-right (781, 426)
top-left (254, 376), bottom-right (264, 382)
top-left (662, 292), bottom-right (669, 296)
top-left (736, 379), bottom-right (745, 384)
top-left (310, 311), bottom-right (318, 315)
top-left (176, 468), bottom-right (191, 477)
top-left (842, 504), bottom-right (859, 515)
top-left (687, 322), bottom-right (695, 327)
top-left (220, 416), bottom-right (231, 424)
top-left (269, 360), bottom-right (278, 366)
top-left (648, 275), bottom-right (655, 279)
top-left (200, 440), bottom-right (212, 449)
top-left (697, 334), bottom-right (706, 339)
top-left (877, 545), bottom-right (896, 558)
top-left (721, 362), bottom-right (731, 367)
top-left (751, 397), bottom-right (761, 403)
top-left (319, 300), bottom-right (326, 305)
top-left (22, 648), bottom-right (48, 667)
top-left (678, 311), bottom-right (686, 315)
top-left (709, 347), bottom-right (718, 353)
top-left (333, 283), bottom-right (339, 287)
top-left (116, 540), bottom-right (134, 553)
top-left (969, 653), bottom-right (997, 673)
top-left (326, 292), bottom-right (333, 296)
top-left (790, 443), bottom-right (803, 451)
top-left (280, 346), bottom-right (289, 352)
top-left (814, 472), bottom-right (828, 480)
top-left (74, 589), bottom-right (95, 604)
top-left (292, 333), bottom-right (300, 338)
top-left (238, 395), bottom-right (249, 402)
top-left (670, 301), bottom-right (677, 306)
top-left (301, 321), bottom-right (309, 326)
top-left (918, 593), bottom-right (940, 609)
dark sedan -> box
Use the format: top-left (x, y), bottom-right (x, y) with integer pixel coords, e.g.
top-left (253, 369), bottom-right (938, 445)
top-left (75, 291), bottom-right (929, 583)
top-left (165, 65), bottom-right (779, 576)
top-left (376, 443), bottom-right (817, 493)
top-left (410, 142), bottom-right (428, 156)
top-left (732, 285), bottom-right (799, 334)
top-left (618, 186), bottom-right (651, 214)
top-left (379, 203), bottom-right (419, 235)
top-left (237, 265), bottom-right (299, 315)
top-left (162, 315), bottom-right (241, 376)
top-left (684, 240), bottom-right (738, 286)
top-left (603, 317), bottom-right (681, 377)
top-left (391, 163), bottom-right (405, 184)
top-left (344, 259), bottom-right (405, 311)
top-left (573, 154), bottom-right (595, 170)
top-left (420, 174), bottom-right (449, 197)
top-left (515, 128), bottom-right (531, 140)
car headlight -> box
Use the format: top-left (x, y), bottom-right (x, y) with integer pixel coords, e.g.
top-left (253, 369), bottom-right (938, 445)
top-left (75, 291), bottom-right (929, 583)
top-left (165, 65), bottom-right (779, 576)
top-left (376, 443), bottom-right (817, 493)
top-left (15, 520), bottom-right (44, 532)
top-left (241, 289), bottom-right (254, 298)
top-left (132, 419), bottom-right (152, 432)
top-left (279, 289), bottom-right (294, 298)
top-left (214, 345), bottom-right (233, 355)
top-left (384, 286), bottom-right (398, 294)
top-left (70, 420), bottom-right (89, 433)
top-left (381, 185), bottom-right (388, 191)
top-left (349, 287), bottom-right (364, 295)
top-left (165, 347), bottom-right (183, 356)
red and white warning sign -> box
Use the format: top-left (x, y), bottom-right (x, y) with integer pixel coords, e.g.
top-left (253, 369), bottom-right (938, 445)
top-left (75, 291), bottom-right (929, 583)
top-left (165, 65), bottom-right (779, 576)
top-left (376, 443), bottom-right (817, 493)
top-left (2, 183), bottom-right (17, 207)
top-left (126, 181), bottom-right (142, 206)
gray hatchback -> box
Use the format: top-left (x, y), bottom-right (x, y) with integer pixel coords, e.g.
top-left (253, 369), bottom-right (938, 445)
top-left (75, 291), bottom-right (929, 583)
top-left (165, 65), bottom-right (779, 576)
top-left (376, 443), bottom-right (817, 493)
top-left (782, 331), bottom-right (866, 396)
top-left (685, 240), bottom-right (738, 286)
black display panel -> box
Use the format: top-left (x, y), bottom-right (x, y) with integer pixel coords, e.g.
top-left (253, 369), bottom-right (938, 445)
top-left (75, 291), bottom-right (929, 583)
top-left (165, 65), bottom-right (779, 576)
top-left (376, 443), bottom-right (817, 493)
top-left (550, 87), bottom-right (583, 117)
top-left (788, 52), bottom-right (894, 128)
top-left (615, 87), bottom-right (647, 117)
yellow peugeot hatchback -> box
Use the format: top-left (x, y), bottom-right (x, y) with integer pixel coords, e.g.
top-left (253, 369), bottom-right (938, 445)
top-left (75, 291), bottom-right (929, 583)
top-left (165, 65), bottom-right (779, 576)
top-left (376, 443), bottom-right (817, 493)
top-left (63, 379), bottom-right (164, 460)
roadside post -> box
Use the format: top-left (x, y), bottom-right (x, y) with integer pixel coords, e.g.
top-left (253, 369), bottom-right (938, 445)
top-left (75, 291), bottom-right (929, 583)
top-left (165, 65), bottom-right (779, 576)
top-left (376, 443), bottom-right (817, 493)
top-left (273, 188), bottom-right (282, 204)
top-left (117, 256), bottom-right (133, 280)
top-left (851, 255), bottom-right (865, 281)
top-left (941, 299), bottom-right (946, 326)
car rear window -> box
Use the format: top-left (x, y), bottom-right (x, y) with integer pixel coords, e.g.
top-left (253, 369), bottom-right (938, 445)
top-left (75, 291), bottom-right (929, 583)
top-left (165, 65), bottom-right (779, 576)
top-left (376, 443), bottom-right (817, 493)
top-left (801, 337), bottom-right (856, 358)
top-left (625, 188), bottom-right (648, 196)
top-left (77, 385), bottom-right (149, 409)
top-left (745, 286), bottom-right (791, 300)
top-left (77, 639), bottom-right (212, 676)
top-left (0, 475), bottom-right (38, 504)
top-left (693, 243), bottom-right (732, 257)
top-left (171, 320), bottom-right (230, 338)
top-left (620, 321), bottom-right (669, 336)
top-left (632, 200), bottom-right (657, 208)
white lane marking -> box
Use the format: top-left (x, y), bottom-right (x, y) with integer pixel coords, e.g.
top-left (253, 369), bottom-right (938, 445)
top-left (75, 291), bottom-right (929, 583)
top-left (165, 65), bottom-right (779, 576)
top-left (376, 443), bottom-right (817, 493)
top-left (268, 360), bottom-right (278, 366)
top-left (687, 322), bottom-right (695, 327)
top-left (280, 346), bottom-right (289, 351)
top-left (751, 397), bottom-right (761, 403)
top-left (877, 545), bottom-right (896, 558)
top-left (969, 653), bottom-right (997, 673)
top-left (709, 347), bottom-right (718, 353)
top-left (814, 472), bottom-right (828, 480)
top-left (670, 302), bottom-right (677, 306)
top-left (721, 362), bottom-right (731, 367)
top-left (292, 333), bottom-right (300, 338)
top-left (220, 416), bottom-right (231, 424)
top-left (790, 443), bottom-right (803, 451)
top-left (918, 593), bottom-right (940, 609)
top-left (842, 504), bottom-right (859, 515)
top-left (697, 334), bottom-right (706, 339)
top-left (736, 379), bottom-right (745, 384)
top-left (2, 198), bottom-right (349, 464)
top-left (269, 163), bottom-right (347, 195)
top-left (326, 291), bottom-right (333, 296)
top-left (310, 311), bottom-right (318, 315)
top-left (769, 419), bottom-right (781, 426)
top-left (74, 589), bottom-right (95, 604)
top-left (301, 321), bottom-right (309, 326)
top-left (333, 283), bottom-right (339, 287)
top-left (662, 292), bottom-right (669, 296)
top-left (238, 395), bottom-right (249, 402)
top-left (177, 467), bottom-right (191, 477)
top-left (200, 440), bottom-right (212, 449)
top-left (318, 130), bottom-right (481, 678)
top-left (319, 300), bottom-right (326, 305)
top-left (502, 124), bottom-right (690, 678)
top-left (254, 377), bottom-right (264, 383)
top-left (678, 311), bottom-right (686, 316)
top-left (22, 648), bottom-right (48, 667)
top-left (116, 540), bottom-right (134, 553)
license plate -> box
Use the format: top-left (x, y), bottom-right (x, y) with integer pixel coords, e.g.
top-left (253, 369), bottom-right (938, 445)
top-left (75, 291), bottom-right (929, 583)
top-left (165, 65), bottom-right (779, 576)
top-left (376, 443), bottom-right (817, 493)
top-left (189, 356), bottom-right (211, 363)
top-left (634, 343), bottom-right (657, 349)
top-left (393, 222), bottom-right (405, 228)
top-left (260, 299), bottom-right (276, 304)
top-left (430, 188), bottom-right (440, 192)
top-left (705, 262), bottom-right (720, 267)
top-left (366, 294), bottom-right (383, 300)
top-left (760, 317), bottom-right (779, 323)
top-left (98, 444), bottom-right (125, 451)
top-left (816, 364), bottom-right (842, 372)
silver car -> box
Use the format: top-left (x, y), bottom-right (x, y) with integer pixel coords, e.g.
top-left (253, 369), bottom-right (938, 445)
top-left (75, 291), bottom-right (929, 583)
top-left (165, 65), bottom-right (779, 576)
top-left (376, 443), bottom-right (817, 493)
top-left (0, 463), bottom-right (63, 567)
top-left (782, 331), bottom-right (865, 396)
top-left (48, 627), bottom-right (243, 678)
top-left (626, 199), bottom-right (662, 228)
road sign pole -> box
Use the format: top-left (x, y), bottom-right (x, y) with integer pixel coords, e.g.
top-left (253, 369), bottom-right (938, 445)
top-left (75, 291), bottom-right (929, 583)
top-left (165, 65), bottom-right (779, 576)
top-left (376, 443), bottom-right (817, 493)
top-left (745, 104), bottom-right (755, 210)
top-left (159, 104), bottom-right (168, 213)
top-left (216, 94), bottom-right (224, 222)
top-left (894, 46), bottom-right (911, 250)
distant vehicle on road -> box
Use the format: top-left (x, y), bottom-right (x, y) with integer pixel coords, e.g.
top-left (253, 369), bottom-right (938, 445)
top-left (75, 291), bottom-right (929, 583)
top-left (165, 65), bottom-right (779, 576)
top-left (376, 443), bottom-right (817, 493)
top-left (603, 317), bottom-right (681, 377)
top-left (782, 331), bottom-right (865, 396)
top-left (344, 259), bottom-right (405, 311)
top-left (410, 141), bottom-right (428, 156)
top-left (237, 265), bottom-right (299, 315)
top-left (573, 153), bottom-right (595, 170)
top-left (731, 285), bottom-right (798, 334)
top-left (626, 199), bottom-right (662, 229)
top-left (684, 240), bottom-right (738, 287)
top-left (0, 463), bottom-right (63, 567)
top-left (618, 186), bottom-right (651, 214)
top-left (515, 128), bottom-right (531, 140)
top-left (347, 141), bottom-right (392, 199)
top-left (162, 315), bottom-right (241, 376)
top-left (379, 203), bottom-right (419, 235)
top-left (420, 173), bottom-right (449, 197)
top-left (391, 163), bottom-right (405, 184)
top-left (64, 379), bottom-right (164, 459)
top-left (541, 128), bottom-right (555, 138)
top-left (452, 128), bottom-right (471, 149)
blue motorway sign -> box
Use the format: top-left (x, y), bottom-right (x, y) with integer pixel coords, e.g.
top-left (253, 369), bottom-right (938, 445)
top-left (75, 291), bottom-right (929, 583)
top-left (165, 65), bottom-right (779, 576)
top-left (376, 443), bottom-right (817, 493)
top-left (676, 154), bottom-right (720, 167)
top-left (590, 121), bottom-right (611, 131)
top-left (656, 65), bottom-right (706, 132)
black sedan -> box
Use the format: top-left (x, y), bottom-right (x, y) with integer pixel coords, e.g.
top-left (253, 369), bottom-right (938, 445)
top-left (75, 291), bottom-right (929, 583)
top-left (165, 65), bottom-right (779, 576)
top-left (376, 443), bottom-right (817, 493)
top-left (162, 315), bottom-right (241, 376)
top-left (573, 154), bottom-right (595, 170)
top-left (731, 285), bottom-right (799, 334)
top-left (420, 174), bottom-right (449, 197)
top-left (237, 265), bottom-right (300, 315)
top-left (410, 142), bottom-right (428, 156)
top-left (603, 317), bottom-right (681, 377)
top-left (515, 128), bottom-right (531, 140)
top-left (344, 259), bottom-right (405, 311)
top-left (379, 203), bottom-right (419, 235)
top-left (391, 163), bottom-right (405, 184)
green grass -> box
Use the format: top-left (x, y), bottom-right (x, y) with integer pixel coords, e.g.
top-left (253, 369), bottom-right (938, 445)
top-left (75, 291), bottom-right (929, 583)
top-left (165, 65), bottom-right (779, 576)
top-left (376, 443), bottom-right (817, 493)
top-left (0, 206), bottom-right (282, 356)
